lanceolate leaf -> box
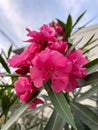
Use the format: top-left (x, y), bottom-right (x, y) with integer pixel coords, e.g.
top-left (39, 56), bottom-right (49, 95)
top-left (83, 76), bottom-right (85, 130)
top-left (65, 14), bottom-right (72, 39)
top-left (56, 19), bottom-right (66, 30)
top-left (71, 102), bottom-right (98, 130)
top-left (83, 44), bottom-right (98, 54)
top-left (45, 83), bottom-right (77, 130)
top-left (78, 72), bottom-right (98, 87)
top-left (7, 45), bottom-right (13, 59)
top-left (74, 112), bottom-right (91, 130)
top-left (76, 84), bottom-right (98, 102)
top-left (81, 34), bottom-right (95, 50)
top-left (85, 58), bottom-right (98, 68)
top-left (72, 11), bottom-right (86, 29)
top-left (45, 110), bottom-right (65, 130)
top-left (1, 102), bottom-right (51, 130)
top-left (0, 55), bottom-right (10, 73)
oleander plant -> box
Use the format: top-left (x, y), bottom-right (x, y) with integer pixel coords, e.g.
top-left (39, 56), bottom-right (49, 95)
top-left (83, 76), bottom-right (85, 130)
top-left (0, 12), bottom-right (98, 130)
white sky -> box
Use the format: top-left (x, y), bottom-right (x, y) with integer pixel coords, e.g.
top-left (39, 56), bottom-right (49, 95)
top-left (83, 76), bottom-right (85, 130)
top-left (0, 0), bottom-right (98, 51)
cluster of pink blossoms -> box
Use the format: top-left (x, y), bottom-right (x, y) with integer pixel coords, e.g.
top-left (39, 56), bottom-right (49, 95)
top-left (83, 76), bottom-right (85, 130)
top-left (8, 22), bottom-right (88, 107)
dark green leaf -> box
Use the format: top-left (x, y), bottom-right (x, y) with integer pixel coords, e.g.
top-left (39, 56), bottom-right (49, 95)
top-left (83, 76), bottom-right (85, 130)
top-left (72, 11), bottom-right (86, 29)
top-left (56, 19), bottom-right (66, 30)
top-left (45, 83), bottom-right (77, 130)
top-left (85, 58), bottom-right (98, 68)
top-left (45, 110), bottom-right (65, 130)
top-left (7, 45), bottom-right (13, 59)
top-left (2, 95), bottom-right (10, 115)
top-left (78, 72), bottom-right (98, 87)
top-left (81, 34), bottom-right (95, 50)
top-left (84, 44), bottom-right (98, 54)
top-left (71, 102), bottom-right (98, 130)
top-left (0, 54), bottom-right (10, 73)
top-left (73, 111), bottom-right (91, 130)
top-left (65, 14), bottom-right (72, 39)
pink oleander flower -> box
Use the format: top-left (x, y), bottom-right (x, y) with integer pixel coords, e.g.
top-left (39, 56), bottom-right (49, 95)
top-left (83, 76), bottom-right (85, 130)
top-left (26, 24), bottom-right (56, 44)
top-left (28, 98), bottom-right (44, 109)
top-left (66, 50), bottom-right (88, 91)
top-left (48, 40), bottom-right (68, 54)
top-left (14, 77), bottom-right (38, 103)
top-left (30, 49), bottom-right (72, 93)
top-left (8, 42), bottom-right (40, 68)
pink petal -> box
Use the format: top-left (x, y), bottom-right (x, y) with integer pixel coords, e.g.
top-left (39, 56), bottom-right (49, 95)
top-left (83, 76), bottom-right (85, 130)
top-left (30, 67), bottom-right (43, 88)
top-left (52, 76), bottom-right (69, 93)
top-left (28, 98), bottom-right (44, 109)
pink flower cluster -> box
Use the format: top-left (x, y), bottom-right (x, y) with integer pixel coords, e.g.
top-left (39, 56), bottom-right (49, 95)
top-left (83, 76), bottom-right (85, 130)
top-left (8, 22), bottom-right (88, 106)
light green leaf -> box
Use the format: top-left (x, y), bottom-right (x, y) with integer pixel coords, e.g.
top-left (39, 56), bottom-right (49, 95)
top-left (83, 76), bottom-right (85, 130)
top-left (71, 102), bottom-right (98, 130)
top-left (45, 83), bottom-right (77, 130)
top-left (76, 84), bottom-right (98, 101)
top-left (1, 103), bottom-right (51, 130)
top-left (45, 110), bottom-right (65, 130)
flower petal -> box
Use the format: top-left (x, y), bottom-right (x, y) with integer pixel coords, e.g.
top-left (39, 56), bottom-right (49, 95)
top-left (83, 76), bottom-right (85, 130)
top-left (30, 67), bottom-right (43, 88)
top-left (52, 76), bottom-right (69, 93)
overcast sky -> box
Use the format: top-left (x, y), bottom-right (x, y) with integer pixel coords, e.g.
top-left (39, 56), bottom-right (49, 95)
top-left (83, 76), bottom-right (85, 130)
top-left (0, 0), bottom-right (98, 51)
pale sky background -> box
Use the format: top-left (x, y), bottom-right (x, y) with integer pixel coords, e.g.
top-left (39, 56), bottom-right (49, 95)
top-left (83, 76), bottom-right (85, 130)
top-left (0, 0), bottom-right (98, 51)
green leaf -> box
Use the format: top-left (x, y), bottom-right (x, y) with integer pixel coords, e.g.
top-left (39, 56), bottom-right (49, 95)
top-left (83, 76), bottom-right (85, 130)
top-left (65, 14), bottom-right (72, 39)
top-left (45, 110), bottom-right (65, 130)
top-left (72, 11), bottom-right (86, 29)
top-left (71, 102), bottom-right (98, 130)
top-left (74, 111), bottom-right (91, 130)
top-left (83, 44), bottom-right (98, 54)
top-left (56, 19), bottom-right (66, 30)
top-left (1, 101), bottom-right (51, 130)
top-left (1, 95), bottom-right (10, 115)
top-left (81, 34), bottom-right (95, 50)
top-left (45, 83), bottom-right (77, 130)
top-left (78, 72), bottom-right (98, 87)
top-left (85, 58), bottom-right (98, 68)
top-left (76, 84), bottom-right (98, 102)
top-left (7, 45), bottom-right (13, 59)
top-left (0, 54), bottom-right (11, 73)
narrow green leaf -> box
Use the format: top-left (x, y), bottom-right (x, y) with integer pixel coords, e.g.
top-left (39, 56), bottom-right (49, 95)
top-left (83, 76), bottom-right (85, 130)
top-left (85, 58), bottom-right (98, 74)
top-left (84, 44), bottom-right (98, 54)
top-left (74, 111), bottom-right (91, 130)
top-left (65, 14), bottom-right (72, 39)
top-left (85, 58), bottom-right (98, 68)
top-left (78, 72), bottom-right (98, 87)
top-left (1, 102), bottom-right (50, 130)
top-left (72, 16), bottom-right (96, 37)
top-left (45, 110), bottom-right (65, 130)
top-left (76, 84), bottom-right (98, 101)
top-left (7, 45), bottom-right (13, 59)
top-left (72, 11), bottom-right (86, 28)
top-left (0, 55), bottom-right (10, 73)
top-left (56, 19), bottom-right (66, 30)
top-left (71, 102), bottom-right (98, 130)
top-left (81, 34), bottom-right (95, 50)
top-left (45, 83), bottom-right (77, 130)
